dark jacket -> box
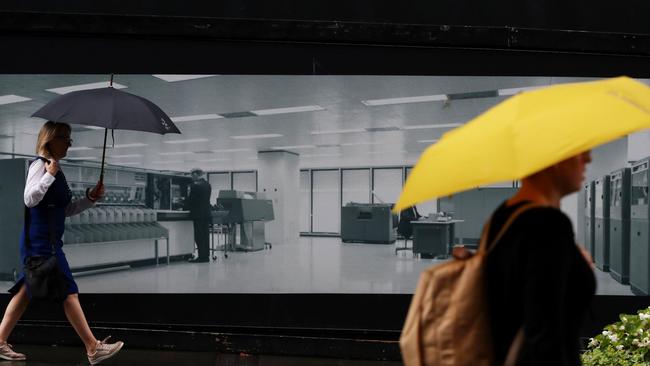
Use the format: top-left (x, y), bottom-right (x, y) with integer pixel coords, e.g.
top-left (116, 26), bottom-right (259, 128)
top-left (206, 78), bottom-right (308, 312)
top-left (187, 178), bottom-right (212, 220)
top-left (485, 201), bottom-right (595, 366)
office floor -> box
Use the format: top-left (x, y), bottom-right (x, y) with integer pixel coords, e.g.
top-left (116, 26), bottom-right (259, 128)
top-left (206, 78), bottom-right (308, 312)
top-left (1, 345), bottom-right (403, 366)
top-left (0, 237), bottom-right (633, 295)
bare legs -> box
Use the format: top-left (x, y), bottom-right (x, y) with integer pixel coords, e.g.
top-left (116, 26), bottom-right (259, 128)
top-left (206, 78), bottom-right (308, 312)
top-left (63, 294), bottom-right (98, 354)
top-left (0, 285), bottom-right (29, 344)
top-left (0, 285), bottom-right (98, 354)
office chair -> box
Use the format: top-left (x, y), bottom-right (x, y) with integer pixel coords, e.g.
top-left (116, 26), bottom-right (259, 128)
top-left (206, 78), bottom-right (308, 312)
top-left (395, 206), bottom-right (420, 255)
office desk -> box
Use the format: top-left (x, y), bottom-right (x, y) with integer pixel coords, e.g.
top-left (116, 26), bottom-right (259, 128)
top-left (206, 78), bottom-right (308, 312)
top-left (411, 220), bottom-right (464, 258)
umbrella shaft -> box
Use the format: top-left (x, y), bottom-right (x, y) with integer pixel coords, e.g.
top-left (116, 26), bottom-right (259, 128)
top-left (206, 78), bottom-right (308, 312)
top-left (99, 128), bottom-right (108, 183)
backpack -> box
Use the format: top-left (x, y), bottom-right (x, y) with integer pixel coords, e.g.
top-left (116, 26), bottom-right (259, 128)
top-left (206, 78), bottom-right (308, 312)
top-left (400, 203), bottom-right (540, 366)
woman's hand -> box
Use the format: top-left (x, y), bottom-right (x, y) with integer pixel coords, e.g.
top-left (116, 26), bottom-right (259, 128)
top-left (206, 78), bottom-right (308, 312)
top-left (45, 160), bottom-right (59, 176)
top-left (88, 182), bottom-right (105, 202)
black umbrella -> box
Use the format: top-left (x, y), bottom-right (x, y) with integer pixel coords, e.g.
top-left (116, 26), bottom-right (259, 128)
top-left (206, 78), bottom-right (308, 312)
top-left (32, 76), bottom-right (181, 182)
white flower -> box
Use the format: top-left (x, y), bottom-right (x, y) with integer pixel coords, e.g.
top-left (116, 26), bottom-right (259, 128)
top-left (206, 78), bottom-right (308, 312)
top-left (620, 325), bottom-right (625, 330)
top-left (588, 338), bottom-right (600, 347)
top-left (616, 345), bottom-right (624, 350)
top-left (602, 330), bottom-right (610, 336)
top-left (632, 339), bottom-right (640, 346)
top-left (640, 313), bottom-right (650, 321)
top-left (642, 339), bottom-right (650, 347)
top-left (608, 334), bottom-right (619, 342)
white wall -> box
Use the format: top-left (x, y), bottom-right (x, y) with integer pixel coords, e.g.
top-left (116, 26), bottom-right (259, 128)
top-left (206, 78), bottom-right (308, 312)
top-left (627, 130), bottom-right (650, 163)
top-left (258, 151), bottom-right (300, 244)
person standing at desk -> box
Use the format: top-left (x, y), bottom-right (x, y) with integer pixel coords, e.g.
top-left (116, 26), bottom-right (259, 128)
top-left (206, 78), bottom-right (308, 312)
top-left (186, 168), bottom-right (212, 263)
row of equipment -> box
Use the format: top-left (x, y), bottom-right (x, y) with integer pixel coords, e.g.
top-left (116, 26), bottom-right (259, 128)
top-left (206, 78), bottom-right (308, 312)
top-left (584, 157), bottom-right (650, 295)
top-left (64, 207), bottom-right (168, 244)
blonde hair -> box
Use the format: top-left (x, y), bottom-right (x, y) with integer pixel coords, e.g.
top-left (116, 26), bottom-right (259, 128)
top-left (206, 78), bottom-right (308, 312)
top-left (35, 121), bottom-right (71, 157)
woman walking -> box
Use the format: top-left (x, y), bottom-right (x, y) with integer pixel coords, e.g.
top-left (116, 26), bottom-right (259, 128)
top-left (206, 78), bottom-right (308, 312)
top-left (485, 151), bottom-right (595, 365)
top-left (0, 121), bottom-right (124, 364)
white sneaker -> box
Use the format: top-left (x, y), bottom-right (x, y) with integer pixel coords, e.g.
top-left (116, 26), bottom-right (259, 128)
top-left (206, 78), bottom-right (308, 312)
top-left (0, 342), bottom-right (26, 361)
top-left (87, 336), bottom-right (124, 365)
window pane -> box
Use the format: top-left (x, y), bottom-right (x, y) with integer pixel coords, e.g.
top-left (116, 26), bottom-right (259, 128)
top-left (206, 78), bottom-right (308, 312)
top-left (208, 172), bottom-right (230, 205)
top-left (372, 168), bottom-right (402, 206)
top-left (300, 170), bottom-right (311, 232)
top-left (342, 169), bottom-right (370, 205)
top-left (312, 170), bottom-right (340, 233)
top-left (232, 172), bottom-right (256, 192)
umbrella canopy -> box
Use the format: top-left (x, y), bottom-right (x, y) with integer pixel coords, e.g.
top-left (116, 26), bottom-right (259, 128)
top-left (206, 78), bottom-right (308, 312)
top-left (394, 76), bottom-right (650, 212)
top-left (32, 87), bottom-right (180, 134)
top-left (31, 84), bottom-right (180, 182)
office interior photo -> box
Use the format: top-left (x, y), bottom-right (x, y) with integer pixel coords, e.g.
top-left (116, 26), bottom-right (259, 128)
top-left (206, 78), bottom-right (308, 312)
top-left (2, 2), bottom-right (650, 364)
top-left (0, 74), bottom-right (646, 297)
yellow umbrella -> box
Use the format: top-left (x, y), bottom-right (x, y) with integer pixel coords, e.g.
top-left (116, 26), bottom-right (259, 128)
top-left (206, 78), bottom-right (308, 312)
top-left (394, 76), bottom-right (650, 212)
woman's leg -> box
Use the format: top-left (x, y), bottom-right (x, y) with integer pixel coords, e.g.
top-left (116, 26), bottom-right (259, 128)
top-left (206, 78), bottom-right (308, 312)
top-left (0, 284), bottom-right (29, 343)
top-left (63, 294), bottom-right (98, 354)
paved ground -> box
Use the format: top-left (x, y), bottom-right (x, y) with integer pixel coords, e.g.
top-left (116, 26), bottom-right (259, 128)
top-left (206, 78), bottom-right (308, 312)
top-left (0, 344), bottom-right (403, 366)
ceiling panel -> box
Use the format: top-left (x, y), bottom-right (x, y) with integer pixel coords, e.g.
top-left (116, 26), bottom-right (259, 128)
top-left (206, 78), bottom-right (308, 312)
top-left (0, 74), bottom-right (636, 171)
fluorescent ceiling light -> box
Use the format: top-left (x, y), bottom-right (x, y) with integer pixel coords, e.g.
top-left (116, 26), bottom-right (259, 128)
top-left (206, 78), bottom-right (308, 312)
top-left (251, 105), bottom-right (325, 116)
top-left (170, 114), bottom-right (223, 122)
top-left (67, 146), bottom-right (93, 151)
top-left (110, 143), bottom-right (148, 148)
top-left (163, 138), bottom-right (210, 144)
top-left (82, 126), bottom-right (105, 130)
top-left (0, 95), bottom-right (31, 105)
top-left (417, 139), bottom-right (440, 143)
top-left (310, 128), bottom-right (365, 135)
top-left (402, 123), bottom-right (462, 130)
top-left (497, 86), bottom-right (543, 96)
top-left (152, 75), bottom-right (217, 82)
top-left (109, 154), bottom-right (142, 158)
top-left (195, 158), bottom-right (230, 162)
top-left (159, 151), bottom-right (192, 156)
top-left (231, 134), bottom-right (283, 140)
top-left (212, 148), bottom-right (252, 153)
top-left (362, 94), bottom-right (447, 106)
top-left (46, 82), bottom-right (127, 95)
top-left (365, 126), bottom-right (400, 132)
top-left (271, 145), bottom-right (316, 150)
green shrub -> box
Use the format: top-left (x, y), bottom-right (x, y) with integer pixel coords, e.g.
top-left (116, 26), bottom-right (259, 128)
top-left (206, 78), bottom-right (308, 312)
top-left (581, 306), bottom-right (650, 366)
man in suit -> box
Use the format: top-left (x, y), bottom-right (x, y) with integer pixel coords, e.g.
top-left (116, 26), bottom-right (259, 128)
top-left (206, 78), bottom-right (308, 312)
top-left (187, 168), bottom-right (212, 263)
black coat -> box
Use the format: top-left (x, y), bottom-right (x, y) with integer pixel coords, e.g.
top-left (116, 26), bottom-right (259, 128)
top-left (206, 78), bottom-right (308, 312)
top-left (187, 179), bottom-right (212, 219)
top-left (485, 201), bottom-right (595, 366)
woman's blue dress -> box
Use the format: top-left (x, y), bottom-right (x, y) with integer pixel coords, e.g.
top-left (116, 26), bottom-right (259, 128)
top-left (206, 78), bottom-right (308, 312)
top-left (8, 161), bottom-right (79, 297)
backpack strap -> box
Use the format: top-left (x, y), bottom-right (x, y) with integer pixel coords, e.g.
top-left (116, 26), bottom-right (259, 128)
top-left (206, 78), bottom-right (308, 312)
top-left (477, 202), bottom-right (545, 255)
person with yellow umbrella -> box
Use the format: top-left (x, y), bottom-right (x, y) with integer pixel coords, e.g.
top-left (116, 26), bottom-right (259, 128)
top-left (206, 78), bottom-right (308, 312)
top-left (396, 77), bottom-right (650, 366)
